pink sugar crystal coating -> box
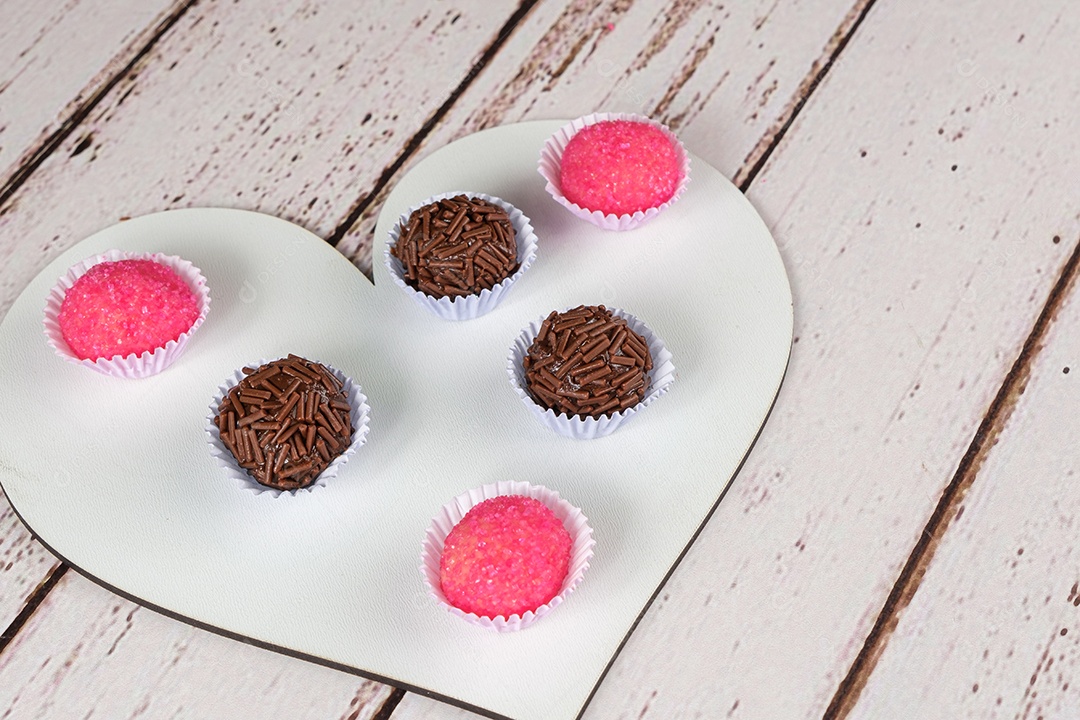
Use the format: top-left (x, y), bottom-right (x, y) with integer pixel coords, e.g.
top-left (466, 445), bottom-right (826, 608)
top-left (58, 259), bottom-right (201, 361)
top-left (440, 495), bottom-right (572, 618)
top-left (559, 120), bottom-right (682, 216)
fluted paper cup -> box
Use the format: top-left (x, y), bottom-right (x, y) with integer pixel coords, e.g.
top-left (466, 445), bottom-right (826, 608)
top-left (421, 480), bottom-right (595, 632)
top-left (384, 191), bottom-right (538, 320)
top-left (205, 358), bottom-right (370, 497)
top-left (538, 112), bottom-right (691, 231)
top-left (507, 306), bottom-right (676, 439)
top-left (43, 250), bottom-right (210, 378)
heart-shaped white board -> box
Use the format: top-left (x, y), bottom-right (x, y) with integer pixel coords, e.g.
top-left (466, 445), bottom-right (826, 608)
top-left (0, 121), bottom-right (791, 720)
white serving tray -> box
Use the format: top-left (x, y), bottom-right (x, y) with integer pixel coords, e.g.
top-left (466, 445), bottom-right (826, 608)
top-left (0, 120), bottom-right (792, 720)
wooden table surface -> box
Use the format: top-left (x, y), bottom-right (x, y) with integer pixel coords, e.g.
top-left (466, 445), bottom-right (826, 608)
top-left (1, 1), bottom-right (1078, 718)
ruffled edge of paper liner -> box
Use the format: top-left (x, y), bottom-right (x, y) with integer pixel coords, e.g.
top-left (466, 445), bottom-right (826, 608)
top-left (506, 306), bottom-right (676, 440)
top-left (43, 249), bottom-right (211, 379)
top-left (537, 112), bottom-right (692, 231)
top-left (384, 191), bottom-right (539, 321)
top-left (421, 480), bottom-right (595, 632)
top-left (205, 359), bottom-right (371, 497)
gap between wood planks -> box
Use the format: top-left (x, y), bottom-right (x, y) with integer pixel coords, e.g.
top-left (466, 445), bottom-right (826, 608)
top-left (0, 563), bottom-right (67, 656)
top-left (735, 0), bottom-right (877, 191)
top-left (327, 0), bottom-right (882, 246)
top-left (0, 0), bottom-right (199, 214)
top-left (824, 238), bottom-right (1080, 719)
top-left (370, 689), bottom-right (406, 720)
top-left (322, 0), bottom-right (542, 247)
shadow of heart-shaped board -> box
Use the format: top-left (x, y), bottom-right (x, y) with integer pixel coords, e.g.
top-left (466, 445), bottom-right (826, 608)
top-left (0, 121), bottom-right (791, 720)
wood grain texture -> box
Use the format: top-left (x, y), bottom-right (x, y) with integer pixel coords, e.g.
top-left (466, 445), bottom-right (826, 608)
top-left (0, 0), bottom-right (183, 190)
top-left (0, 0), bottom-right (526, 316)
top-left (846, 240), bottom-right (1080, 720)
top-left (832, 12), bottom-right (1080, 719)
top-left (335, 0), bottom-right (869, 273)
top-left (0, 490), bottom-right (61, 633)
top-left (392, 0), bottom-right (1080, 718)
top-left (0, 570), bottom-right (396, 720)
top-left (391, 695), bottom-right (477, 720)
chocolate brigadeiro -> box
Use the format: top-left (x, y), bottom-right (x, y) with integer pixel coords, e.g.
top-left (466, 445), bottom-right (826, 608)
top-left (390, 195), bottom-right (519, 299)
top-left (523, 305), bottom-right (653, 419)
top-left (213, 355), bottom-right (353, 490)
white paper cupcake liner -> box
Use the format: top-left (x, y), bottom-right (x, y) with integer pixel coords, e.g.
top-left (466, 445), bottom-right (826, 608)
top-left (205, 359), bottom-right (371, 497)
top-left (421, 480), bottom-right (595, 632)
top-left (507, 306), bottom-right (676, 440)
top-left (538, 112), bottom-right (691, 231)
top-left (383, 191), bottom-right (539, 320)
top-left (43, 250), bottom-right (211, 379)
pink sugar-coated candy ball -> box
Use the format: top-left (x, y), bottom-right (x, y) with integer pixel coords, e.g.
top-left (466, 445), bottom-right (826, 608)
top-left (440, 495), bottom-right (572, 618)
top-left (58, 259), bottom-right (201, 361)
top-left (559, 120), bottom-right (682, 217)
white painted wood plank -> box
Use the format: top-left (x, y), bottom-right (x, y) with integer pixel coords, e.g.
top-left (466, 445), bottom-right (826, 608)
top-left (393, 695), bottom-right (477, 720)
top-left (0, 570), bottom-right (395, 720)
top-left (337, 0), bottom-right (871, 272)
top-left (392, 0), bottom-right (1080, 718)
top-left (0, 489), bottom-right (60, 629)
top-left (850, 290), bottom-right (1080, 715)
top-left (842, 15), bottom-right (1080, 709)
top-left (0, 0), bottom-right (522, 316)
top-left (0, 0), bottom-right (182, 187)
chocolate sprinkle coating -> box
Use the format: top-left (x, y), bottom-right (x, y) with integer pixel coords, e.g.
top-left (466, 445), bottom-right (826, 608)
top-left (214, 355), bottom-right (353, 490)
top-left (390, 195), bottom-right (519, 299)
top-left (523, 305), bottom-right (652, 419)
